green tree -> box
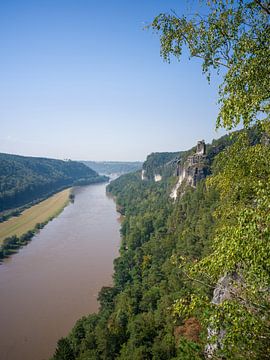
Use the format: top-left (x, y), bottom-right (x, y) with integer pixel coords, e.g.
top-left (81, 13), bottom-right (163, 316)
top-left (151, 1), bottom-right (270, 358)
top-left (53, 338), bottom-right (75, 360)
top-left (151, 0), bottom-right (270, 130)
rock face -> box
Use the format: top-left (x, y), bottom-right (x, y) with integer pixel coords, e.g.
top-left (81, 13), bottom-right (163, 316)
top-left (211, 272), bottom-right (240, 305)
top-left (141, 169), bottom-right (147, 181)
top-left (205, 272), bottom-right (241, 358)
top-left (142, 170), bottom-right (163, 182)
top-left (141, 151), bottom-right (182, 182)
top-left (154, 174), bottom-right (162, 182)
top-left (170, 140), bottom-right (209, 199)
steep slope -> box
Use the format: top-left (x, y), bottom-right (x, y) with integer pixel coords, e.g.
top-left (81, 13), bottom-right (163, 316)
top-left (140, 135), bottom-right (234, 185)
top-left (51, 166), bottom-right (218, 360)
top-left (0, 153), bottom-right (108, 212)
top-left (141, 151), bottom-right (182, 181)
top-left (51, 127), bottom-right (268, 360)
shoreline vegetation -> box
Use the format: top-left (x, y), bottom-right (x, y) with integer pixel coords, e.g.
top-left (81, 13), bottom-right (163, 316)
top-left (0, 175), bottom-right (108, 223)
top-left (0, 188), bottom-right (71, 261)
top-left (0, 174), bottom-right (109, 262)
top-left (0, 185), bottom-right (74, 223)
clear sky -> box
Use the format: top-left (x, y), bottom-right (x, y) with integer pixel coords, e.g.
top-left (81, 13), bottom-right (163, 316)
top-left (0, 0), bottom-right (225, 161)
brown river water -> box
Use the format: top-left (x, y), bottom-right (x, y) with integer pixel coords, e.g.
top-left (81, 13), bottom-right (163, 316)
top-left (0, 183), bottom-right (120, 360)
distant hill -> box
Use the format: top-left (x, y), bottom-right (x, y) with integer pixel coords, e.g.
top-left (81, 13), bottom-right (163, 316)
top-left (82, 161), bottom-right (142, 175)
top-left (0, 153), bottom-right (108, 212)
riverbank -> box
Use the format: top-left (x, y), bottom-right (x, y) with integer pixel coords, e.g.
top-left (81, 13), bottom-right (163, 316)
top-left (0, 188), bottom-right (71, 259)
top-left (0, 182), bottom-right (120, 360)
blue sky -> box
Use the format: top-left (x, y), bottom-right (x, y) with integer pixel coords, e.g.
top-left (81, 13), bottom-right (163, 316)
top-left (0, 0), bottom-right (225, 161)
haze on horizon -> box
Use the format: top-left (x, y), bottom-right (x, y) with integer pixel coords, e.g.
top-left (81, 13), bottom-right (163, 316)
top-left (0, 0), bottom-right (225, 162)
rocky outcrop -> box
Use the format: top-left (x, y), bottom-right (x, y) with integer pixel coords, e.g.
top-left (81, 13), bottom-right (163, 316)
top-left (205, 272), bottom-right (241, 358)
top-left (170, 140), bottom-right (209, 199)
top-left (154, 174), bottom-right (162, 182)
top-left (141, 169), bottom-right (147, 180)
top-left (141, 151), bottom-right (182, 182)
top-left (142, 171), bottom-right (163, 182)
top-left (211, 272), bottom-right (241, 305)
top-left (170, 167), bottom-right (187, 200)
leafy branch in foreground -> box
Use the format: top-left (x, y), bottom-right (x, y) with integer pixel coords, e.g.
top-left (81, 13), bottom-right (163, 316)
top-left (150, 0), bottom-right (270, 130)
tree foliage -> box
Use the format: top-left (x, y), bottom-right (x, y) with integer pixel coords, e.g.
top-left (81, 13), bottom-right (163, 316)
top-left (151, 0), bottom-right (270, 129)
top-left (150, 1), bottom-right (270, 358)
top-left (174, 131), bottom-right (270, 358)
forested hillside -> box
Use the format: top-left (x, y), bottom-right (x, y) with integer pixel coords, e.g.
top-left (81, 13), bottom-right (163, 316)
top-left (52, 127), bottom-right (269, 360)
top-left (52, 171), bottom-right (215, 360)
top-left (0, 153), bottom-right (108, 212)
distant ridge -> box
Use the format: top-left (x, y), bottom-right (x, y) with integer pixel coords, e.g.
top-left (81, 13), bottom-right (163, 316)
top-left (82, 161), bottom-right (142, 175)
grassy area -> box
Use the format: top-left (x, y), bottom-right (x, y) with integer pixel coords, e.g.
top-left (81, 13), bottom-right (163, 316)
top-left (0, 188), bottom-right (71, 244)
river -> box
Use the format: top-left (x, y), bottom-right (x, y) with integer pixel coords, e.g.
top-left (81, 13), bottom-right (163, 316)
top-left (0, 182), bottom-right (120, 360)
